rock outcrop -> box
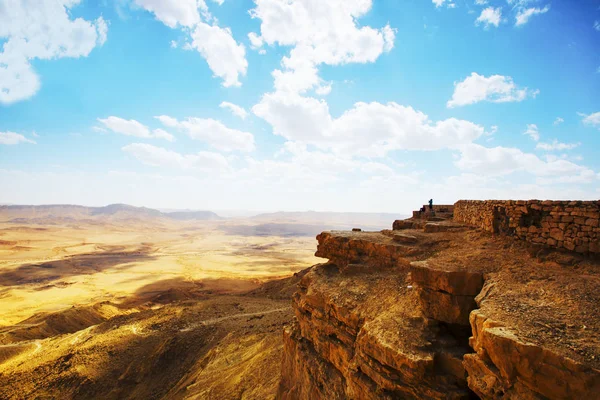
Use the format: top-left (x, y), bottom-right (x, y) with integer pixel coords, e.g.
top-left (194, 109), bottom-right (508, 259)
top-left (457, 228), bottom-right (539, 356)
top-left (277, 201), bottom-right (600, 399)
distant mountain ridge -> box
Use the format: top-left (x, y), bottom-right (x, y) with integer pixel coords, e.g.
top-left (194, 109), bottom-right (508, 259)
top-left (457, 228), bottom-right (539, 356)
top-left (0, 204), bottom-right (222, 222)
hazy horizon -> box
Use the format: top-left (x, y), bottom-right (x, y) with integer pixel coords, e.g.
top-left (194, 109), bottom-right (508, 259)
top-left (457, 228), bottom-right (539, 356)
top-left (0, 202), bottom-right (411, 218)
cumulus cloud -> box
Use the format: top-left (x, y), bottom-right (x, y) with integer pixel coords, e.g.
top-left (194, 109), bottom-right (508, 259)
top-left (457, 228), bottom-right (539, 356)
top-left (579, 111), bottom-right (600, 129)
top-left (515, 5), bottom-right (550, 26)
top-left (133, 0), bottom-right (204, 28)
top-left (536, 140), bottom-right (580, 151)
top-left (152, 128), bottom-right (175, 142)
top-left (553, 117), bottom-right (564, 125)
top-left (455, 143), bottom-right (597, 182)
top-left (447, 72), bottom-right (539, 107)
top-left (476, 7), bottom-right (502, 28)
top-left (188, 23), bottom-right (247, 87)
top-left (0, 0), bottom-right (107, 104)
top-left (253, 92), bottom-right (485, 156)
top-left (247, 32), bottom-right (264, 49)
top-left (134, 0), bottom-right (247, 87)
top-left (219, 102), bottom-right (249, 119)
top-left (122, 143), bottom-right (229, 171)
top-left (248, 0), bottom-right (395, 94)
top-left (97, 116), bottom-right (174, 141)
top-left (523, 124), bottom-right (540, 141)
top-left (0, 131), bottom-right (36, 145)
top-left (157, 116), bottom-right (255, 152)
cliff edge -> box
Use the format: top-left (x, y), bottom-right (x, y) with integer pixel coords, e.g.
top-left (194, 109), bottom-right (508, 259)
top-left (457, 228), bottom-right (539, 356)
top-left (277, 201), bottom-right (600, 399)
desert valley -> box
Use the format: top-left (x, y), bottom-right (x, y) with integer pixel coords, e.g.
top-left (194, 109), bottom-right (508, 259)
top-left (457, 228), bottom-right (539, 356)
top-left (0, 204), bottom-right (401, 399)
top-left (1, 201), bottom-right (599, 399)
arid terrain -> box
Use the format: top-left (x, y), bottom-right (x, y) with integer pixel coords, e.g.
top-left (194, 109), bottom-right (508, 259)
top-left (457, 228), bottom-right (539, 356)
top-left (0, 204), bottom-right (402, 399)
top-left (3, 202), bottom-right (599, 400)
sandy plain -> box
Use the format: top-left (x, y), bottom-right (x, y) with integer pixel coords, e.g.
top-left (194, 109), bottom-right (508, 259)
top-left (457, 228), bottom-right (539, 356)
top-left (0, 218), bottom-right (322, 326)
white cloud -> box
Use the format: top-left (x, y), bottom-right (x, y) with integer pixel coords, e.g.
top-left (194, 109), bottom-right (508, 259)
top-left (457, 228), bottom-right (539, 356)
top-left (455, 143), bottom-right (597, 182)
top-left (0, 131), bottom-right (36, 145)
top-left (523, 124), bottom-right (540, 141)
top-left (432, 0), bottom-right (456, 8)
top-left (92, 126), bottom-right (108, 134)
top-left (220, 101), bottom-right (249, 119)
top-left (536, 140), bottom-right (580, 151)
top-left (97, 116), bottom-right (174, 140)
top-left (476, 7), bottom-right (502, 28)
top-left (553, 117), bottom-right (564, 125)
top-left (447, 72), bottom-right (539, 107)
top-left (594, 21), bottom-right (600, 31)
top-left (253, 92), bottom-right (485, 156)
top-left (315, 83), bottom-right (332, 96)
top-left (96, 17), bottom-right (108, 46)
top-left (475, 0), bottom-right (487, 5)
top-left (515, 5), bottom-right (550, 26)
top-left (157, 116), bottom-right (255, 152)
top-left (188, 23), bottom-right (247, 87)
top-left (152, 128), bottom-right (175, 142)
top-left (134, 0), bottom-right (247, 87)
top-left (248, 0), bottom-right (395, 94)
top-left (133, 0), bottom-right (204, 28)
top-left (155, 115), bottom-right (179, 128)
top-left (579, 111), bottom-right (600, 129)
top-left (122, 143), bottom-right (230, 171)
top-left (0, 0), bottom-right (107, 104)
top-left (247, 32), bottom-right (264, 50)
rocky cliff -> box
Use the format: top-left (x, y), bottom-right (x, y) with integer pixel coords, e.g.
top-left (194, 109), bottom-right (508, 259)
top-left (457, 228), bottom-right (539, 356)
top-left (277, 204), bottom-right (600, 399)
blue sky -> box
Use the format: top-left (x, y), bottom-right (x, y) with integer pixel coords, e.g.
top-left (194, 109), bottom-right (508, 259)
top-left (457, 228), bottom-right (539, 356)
top-left (0, 0), bottom-right (599, 213)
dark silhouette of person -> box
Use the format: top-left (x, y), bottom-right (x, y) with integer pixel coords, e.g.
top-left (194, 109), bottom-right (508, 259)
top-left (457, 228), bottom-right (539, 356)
top-left (428, 199), bottom-right (433, 210)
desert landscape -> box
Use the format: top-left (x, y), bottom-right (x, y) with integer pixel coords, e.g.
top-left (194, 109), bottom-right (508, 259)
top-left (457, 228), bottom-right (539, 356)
top-left (0, 204), bottom-right (402, 399)
top-left (2, 0), bottom-right (599, 398)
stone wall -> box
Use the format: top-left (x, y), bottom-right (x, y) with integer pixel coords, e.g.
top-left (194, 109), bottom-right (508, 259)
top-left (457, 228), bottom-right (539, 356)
top-left (453, 200), bottom-right (600, 254)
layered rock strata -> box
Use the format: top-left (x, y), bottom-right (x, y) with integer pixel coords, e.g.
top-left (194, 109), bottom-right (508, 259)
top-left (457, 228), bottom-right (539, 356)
top-left (279, 230), bottom-right (476, 399)
top-left (278, 209), bottom-right (600, 399)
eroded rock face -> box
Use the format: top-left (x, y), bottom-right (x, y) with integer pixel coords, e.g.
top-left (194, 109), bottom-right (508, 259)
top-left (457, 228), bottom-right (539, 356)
top-left (411, 261), bottom-right (484, 325)
top-left (278, 214), bottom-right (600, 400)
top-left (278, 232), bottom-right (474, 399)
top-left (464, 309), bottom-right (600, 400)
top-left (314, 231), bottom-right (421, 270)
top-left (278, 263), bottom-right (474, 399)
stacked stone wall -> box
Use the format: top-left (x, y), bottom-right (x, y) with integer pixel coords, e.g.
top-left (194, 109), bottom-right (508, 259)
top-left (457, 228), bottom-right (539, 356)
top-left (454, 200), bottom-right (600, 254)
